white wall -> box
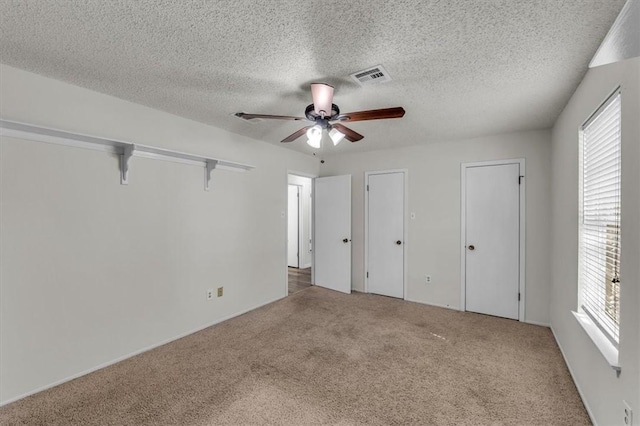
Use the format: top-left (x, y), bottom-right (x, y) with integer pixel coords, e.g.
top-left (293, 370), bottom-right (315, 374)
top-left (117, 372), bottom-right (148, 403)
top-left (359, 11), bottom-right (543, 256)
top-left (320, 130), bottom-right (551, 325)
top-left (550, 57), bottom-right (639, 425)
top-left (287, 174), bottom-right (313, 268)
top-left (0, 64), bottom-right (319, 404)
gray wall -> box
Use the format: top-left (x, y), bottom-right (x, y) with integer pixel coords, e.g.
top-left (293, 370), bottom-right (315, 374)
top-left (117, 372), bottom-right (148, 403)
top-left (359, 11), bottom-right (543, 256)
top-left (550, 57), bottom-right (639, 424)
top-left (320, 129), bottom-right (552, 325)
top-left (0, 64), bottom-right (320, 404)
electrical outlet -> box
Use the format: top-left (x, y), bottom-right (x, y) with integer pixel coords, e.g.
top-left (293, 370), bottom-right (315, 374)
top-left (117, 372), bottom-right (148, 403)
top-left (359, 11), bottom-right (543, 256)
top-left (206, 289), bottom-right (213, 300)
top-left (217, 287), bottom-right (224, 297)
top-left (624, 400), bottom-right (633, 426)
top-left (425, 275), bottom-right (432, 284)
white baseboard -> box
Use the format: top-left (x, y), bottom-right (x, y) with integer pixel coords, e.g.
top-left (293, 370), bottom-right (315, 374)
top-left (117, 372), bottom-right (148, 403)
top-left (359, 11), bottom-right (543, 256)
top-left (405, 298), bottom-right (551, 328)
top-left (524, 319), bottom-right (551, 327)
top-left (0, 295), bottom-right (285, 407)
top-left (550, 326), bottom-right (597, 426)
top-left (404, 297), bottom-right (458, 311)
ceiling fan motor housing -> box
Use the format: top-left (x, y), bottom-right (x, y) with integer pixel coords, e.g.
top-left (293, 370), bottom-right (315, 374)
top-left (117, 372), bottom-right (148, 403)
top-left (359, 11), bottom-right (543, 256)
top-left (305, 103), bottom-right (340, 125)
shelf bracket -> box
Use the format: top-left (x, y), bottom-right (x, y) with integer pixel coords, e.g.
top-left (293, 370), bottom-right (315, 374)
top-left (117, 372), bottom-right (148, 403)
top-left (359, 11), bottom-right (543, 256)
top-left (120, 144), bottom-right (135, 185)
top-left (205, 159), bottom-right (219, 191)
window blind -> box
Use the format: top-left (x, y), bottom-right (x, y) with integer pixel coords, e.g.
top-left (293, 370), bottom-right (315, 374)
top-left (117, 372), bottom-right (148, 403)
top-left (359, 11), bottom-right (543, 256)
top-left (579, 90), bottom-right (621, 345)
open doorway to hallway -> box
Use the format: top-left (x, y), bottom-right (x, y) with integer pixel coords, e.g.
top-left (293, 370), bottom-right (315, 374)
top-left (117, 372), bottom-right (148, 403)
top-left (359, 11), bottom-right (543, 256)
top-left (287, 174), bottom-right (313, 295)
top-left (288, 266), bottom-right (311, 295)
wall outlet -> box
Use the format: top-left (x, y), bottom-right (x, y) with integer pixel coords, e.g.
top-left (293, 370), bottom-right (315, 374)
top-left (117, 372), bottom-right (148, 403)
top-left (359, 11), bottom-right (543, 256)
top-left (624, 400), bottom-right (633, 426)
top-left (206, 289), bottom-right (213, 300)
top-left (425, 275), bottom-right (432, 284)
top-left (217, 287), bottom-right (224, 297)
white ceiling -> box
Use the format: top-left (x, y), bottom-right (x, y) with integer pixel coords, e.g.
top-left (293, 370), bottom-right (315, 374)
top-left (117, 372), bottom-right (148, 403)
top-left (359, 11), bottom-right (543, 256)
top-left (0, 1), bottom-right (626, 156)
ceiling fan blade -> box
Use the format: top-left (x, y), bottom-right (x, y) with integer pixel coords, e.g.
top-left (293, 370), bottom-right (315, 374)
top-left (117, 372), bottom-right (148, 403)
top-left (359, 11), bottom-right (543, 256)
top-left (235, 112), bottom-right (306, 121)
top-left (281, 127), bottom-right (310, 143)
top-left (332, 123), bottom-right (364, 142)
top-left (310, 83), bottom-right (334, 117)
top-left (336, 107), bottom-right (405, 122)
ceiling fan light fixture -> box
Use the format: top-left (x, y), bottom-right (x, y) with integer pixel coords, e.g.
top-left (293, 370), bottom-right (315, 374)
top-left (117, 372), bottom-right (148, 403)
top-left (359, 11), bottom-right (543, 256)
top-left (329, 127), bottom-right (345, 145)
top-left (310, 83), bottom-right (334, 116)
top-left (306, 125), bottom-right (322, 148)
top-left (306, 137), bottom-right (321, 149)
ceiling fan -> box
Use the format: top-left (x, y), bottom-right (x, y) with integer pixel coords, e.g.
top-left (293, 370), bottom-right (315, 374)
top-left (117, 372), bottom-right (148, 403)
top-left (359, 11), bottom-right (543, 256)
top-left (235, 83), bottom-right (405, 148)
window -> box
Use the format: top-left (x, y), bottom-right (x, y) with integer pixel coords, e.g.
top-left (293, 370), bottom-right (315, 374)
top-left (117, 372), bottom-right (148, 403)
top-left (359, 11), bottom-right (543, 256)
top-left (579, 89), bottom-right (622, 345)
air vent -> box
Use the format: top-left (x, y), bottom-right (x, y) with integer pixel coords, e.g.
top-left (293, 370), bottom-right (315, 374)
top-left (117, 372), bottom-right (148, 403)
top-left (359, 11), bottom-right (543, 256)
top-left (350, 65), bottom-right (391, 86)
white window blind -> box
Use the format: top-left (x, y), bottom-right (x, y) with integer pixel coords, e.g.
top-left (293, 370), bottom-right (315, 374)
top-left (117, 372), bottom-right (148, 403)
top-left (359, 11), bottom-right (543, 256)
top-left (579, 90), bottom-right (621, 345)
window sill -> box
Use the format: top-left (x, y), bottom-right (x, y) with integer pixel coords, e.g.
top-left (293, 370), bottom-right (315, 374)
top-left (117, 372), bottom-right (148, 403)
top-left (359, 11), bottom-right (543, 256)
top-left (572, 311), bottom-right (620, 374)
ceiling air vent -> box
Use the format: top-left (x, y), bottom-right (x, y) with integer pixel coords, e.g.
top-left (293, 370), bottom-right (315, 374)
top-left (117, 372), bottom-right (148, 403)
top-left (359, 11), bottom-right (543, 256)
top-left (350, 65), bottom-right (391, 86)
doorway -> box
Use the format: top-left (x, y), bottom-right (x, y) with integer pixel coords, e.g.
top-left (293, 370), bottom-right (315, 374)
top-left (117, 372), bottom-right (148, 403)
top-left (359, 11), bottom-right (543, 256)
top-left (461, 159), bottom-right (525, 321)
top-left (365, 170), bottom-right (406, 299)
top-left (287, 174), bottom-right (313, 295)
top-left (287, 185), bottom-right (300, 268)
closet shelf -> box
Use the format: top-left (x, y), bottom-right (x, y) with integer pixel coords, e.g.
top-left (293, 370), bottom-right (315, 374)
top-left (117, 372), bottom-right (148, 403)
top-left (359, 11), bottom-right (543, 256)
top-left (0, 119), bottom-right (255, 190)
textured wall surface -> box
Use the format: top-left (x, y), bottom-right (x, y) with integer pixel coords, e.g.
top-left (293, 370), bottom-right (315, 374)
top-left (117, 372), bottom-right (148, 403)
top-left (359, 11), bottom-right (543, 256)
top-left (319, 129), bottom-right (552, 325)
top-left (0, 64), bottom-right (319, 404)
top-left (550, 57), bottom-right (639, 425)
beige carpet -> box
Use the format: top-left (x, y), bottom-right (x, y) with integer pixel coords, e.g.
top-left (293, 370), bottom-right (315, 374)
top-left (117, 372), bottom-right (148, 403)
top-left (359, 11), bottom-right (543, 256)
top-left (0, 287), bottom-right (589, 425)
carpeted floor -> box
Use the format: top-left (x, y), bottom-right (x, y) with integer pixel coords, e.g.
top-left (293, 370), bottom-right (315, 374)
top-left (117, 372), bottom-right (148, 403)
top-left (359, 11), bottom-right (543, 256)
top-left (0, 287), bottom-right (589, 425)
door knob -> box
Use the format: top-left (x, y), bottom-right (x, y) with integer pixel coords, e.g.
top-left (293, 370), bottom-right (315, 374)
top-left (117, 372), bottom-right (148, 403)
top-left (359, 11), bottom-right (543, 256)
top-left (396, 240), bottom-right (402, 245)
top-left (468, 245), bottom-right (475, 250)
top-left (343, 238), bottom-right (350, 243)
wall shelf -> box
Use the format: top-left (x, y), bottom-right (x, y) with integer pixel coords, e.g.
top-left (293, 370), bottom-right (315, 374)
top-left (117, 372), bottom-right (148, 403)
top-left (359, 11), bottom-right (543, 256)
top-left (0, 119), bottom-right (255, 190)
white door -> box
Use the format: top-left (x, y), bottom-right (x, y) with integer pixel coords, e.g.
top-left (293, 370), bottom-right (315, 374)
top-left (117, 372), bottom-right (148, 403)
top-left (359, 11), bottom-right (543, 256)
top-left (464, 163), bottom-right (520, 319)
top-left (287, 185), bottom-right (299, 268)
top-left (314, 175), bottom-right (351, 294)
top-left (367, 172), bottom-right (404, 298)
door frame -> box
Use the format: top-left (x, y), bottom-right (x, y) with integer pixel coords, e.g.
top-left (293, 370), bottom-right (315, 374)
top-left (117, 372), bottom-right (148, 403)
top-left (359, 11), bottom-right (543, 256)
top-left (287, 184), bottom-right (301, 268)
top-left (460, 159), bottom-right (526, 321)
top-left (364, 169), bottom-right (408, 298)
top-left (286, 171), bottom-right (317, 297)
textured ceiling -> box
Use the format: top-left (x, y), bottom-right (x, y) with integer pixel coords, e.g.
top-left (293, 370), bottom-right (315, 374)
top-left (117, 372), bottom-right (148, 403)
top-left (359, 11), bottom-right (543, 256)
top-left (0, 1), bottom-right (626, 156)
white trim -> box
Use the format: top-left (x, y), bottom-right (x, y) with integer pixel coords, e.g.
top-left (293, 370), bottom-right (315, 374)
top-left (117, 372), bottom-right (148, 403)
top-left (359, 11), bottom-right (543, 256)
top-left (460, 165), bottom-right (467, 312)
top-left (0, 119), bottom-right (254, 190)
top-left (519, 160), bottom-right (526, 321)
top-left (0, 295), bottom-right (285, 407)
top-left (460, 158), bottom-right (526, 321)
top-left (286, 171), bottom-right (318, 293)
top-left (551, 326), bottom-right (598, 426)
top-left (404, 298), bottom-right (456, 311)
top-left (364, 169), bottom-right (408, 299)
top-left (287, 184), bottom-right (302, 268)
top-left (572, 311), bottom-right (620, 372)
top-left (295, 184), bottom-right (304, 269)
top-left (524, 320), bottom-right (551, 328)
top-left (311, 177), bottom-right (316, 287)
